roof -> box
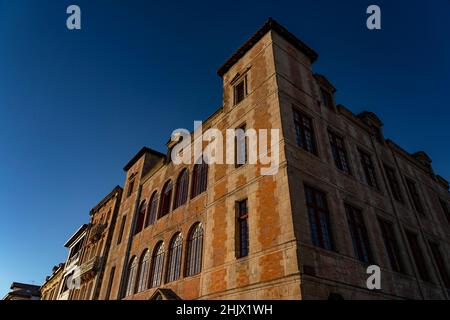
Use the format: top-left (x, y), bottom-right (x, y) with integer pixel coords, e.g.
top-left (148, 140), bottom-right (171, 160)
top-left (64, 224), bottom-right (88, 248)
top-left (217, 17), bottom-right (318, 77)
top-left (123, 147), bottom-right (165, 172)
top-left (90, 185), bottom-right (123, 215)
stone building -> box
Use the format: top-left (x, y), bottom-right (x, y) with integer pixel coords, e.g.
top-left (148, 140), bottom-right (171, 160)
top-left (90, 18), bottom-right (450, 300)
top-left (40, 263), bottom-right (64, 300)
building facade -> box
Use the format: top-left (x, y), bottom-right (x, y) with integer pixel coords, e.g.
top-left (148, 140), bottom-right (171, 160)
top-left (3, 282), bottom-right (41, 300)
top-left (43, 18), bottom-right (450, 300)
top-left (40, 263), bottom-right (64, 300)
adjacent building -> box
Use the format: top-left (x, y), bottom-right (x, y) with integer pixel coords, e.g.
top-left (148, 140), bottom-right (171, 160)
top-left (40, 263), bottom-right (64, 300)
top-left (3, 282), bottom-right (41, 300)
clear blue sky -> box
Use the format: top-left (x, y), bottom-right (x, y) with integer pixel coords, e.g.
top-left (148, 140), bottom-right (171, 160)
top-left (0, 0), bottom-right (449, 296)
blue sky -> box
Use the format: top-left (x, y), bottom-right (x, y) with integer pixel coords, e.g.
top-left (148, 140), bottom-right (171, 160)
top-left (0, 0), bottom-right (449, 296)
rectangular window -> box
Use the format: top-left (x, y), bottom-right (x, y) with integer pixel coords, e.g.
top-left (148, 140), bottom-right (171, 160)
top-left (439, 199), bottom-right (450, 225)
top-left (235, 124), bottom-right (247, 168)
top-left (105, 266), bottom-right (115, 300)
top-left (236, 199), bottom-right (249, 258)
top-left (428, 241), bottom-right (450, 289)
top-left (405, 178), bottom-right (424, 215)
top-left (378, 218), bottom-right (405, 273)
top-left (328, 131), bottom-right (350, 174)
top-left (345, 204), bottom-right (372, 263)
top-left (405, 231), bottom-right (430, 282)
top-left (233, 76), bottom-right (247, 105)
top-left (127, 179), bottom-right (135, 198)
top-left (305, 186), bottom-right (333, 251)
top-left (359, 149), bottom-right (379, 189)
top-left (384, 164), bottom-right (404, 203)
top-left (117, 215), bottom-right (126, 245)
top-left (293, 109), bottom-right (317, 155)
top-left (321, 88), bottom-right (333, 109)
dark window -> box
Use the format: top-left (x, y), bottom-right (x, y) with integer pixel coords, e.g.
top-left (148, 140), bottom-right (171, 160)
top-left (117, 215), bottom-right (126, 245)
top-left (185, 223), bottom-right (204, 277)
top-left (359, 150), bottom-right (378, 189)
top-left (345, 204), bottom-right (373, 263)
top-left (134, 201), bottom-right (146, 235)
top-left (150, 242), bottom-right (165, 288)
top-left (105, 266), bottom-right (115, 300)
top-left (293, 110), bottom-right (317, 155)
top-left (236, 199), bottom-right (249, 258)
top-left (234, 76), bottom-right (247, 105)
top-left (405, 231), bottom-right (430, 282)
top-left (405, 178), bottom-right (424, 215)
top-left (439, 199), bottom-right (450, 225)
top-left (328, 131), bottom-right (350, 174)
top-left (136, 250), bottom-right (150, 293)
top-left (125, 257), bottom-right (137, 297)
top-left (428, 241), bottom-right (450, 289)
top-left (173, 169), bottom-right (189, 209)
top-left (321, 88), bottom-right (333, 109)
top-left (159, 180), bottom-right (173, 218)
top-left (305, 186), bottom-right (333, 250)
top-left (145, 191), bottom-right (158, 227)
top-left (127, 179), bottom-right (135, 198)
top-left (378, 218), bottom-right (405, 273)
top-left (166, 233), bottom-right (183, 283)
top-left (384, 164), bottom-right (404, 203)
top-left (235, 125), bottom-right (248, 167)
top-left (191, 162), bottom-right (208, 198)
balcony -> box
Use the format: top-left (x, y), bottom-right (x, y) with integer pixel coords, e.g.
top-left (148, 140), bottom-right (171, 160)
top-left (89, 223), bottom-right (107, 243)
top-left (79, 256), bottom-right (103, 282)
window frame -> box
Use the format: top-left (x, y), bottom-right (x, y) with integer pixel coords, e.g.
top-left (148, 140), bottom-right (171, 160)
top-left (345, 203), bottom-right (373, 264)
top-left (293, 108), bottom-right (318, 155)
top-left (328, 130), bottom-right (351, 174)
top-left (185, 223), bottom-right (204, 277)
top-left (233, 75), bottom-right (247, 105)
top-left (358, 149), bottom-right (379, 189)
top-left (236, 199), bottom-right (249, 258)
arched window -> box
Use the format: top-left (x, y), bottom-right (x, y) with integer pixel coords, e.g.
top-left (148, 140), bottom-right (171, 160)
top-left (191, 162), bottom-right (208, 198)
top-left (159, 181), bottom-right (173, 218)
top-left (125, 256), bottom-right (138, 296)
top-left (185, 223), bottom-right (204, 276)
top-left (150, 242), bottom-right (165, 288)
top-left (136, 250), bottom-right (150, 293)
top-left (173, 169), bottom-right (189, 209)
top-left (134, 201), bottom-right (146, 235)
top-left (146, 191), bottom-right (158, 227)
top-left (166, 233), bottom-right (183, 283)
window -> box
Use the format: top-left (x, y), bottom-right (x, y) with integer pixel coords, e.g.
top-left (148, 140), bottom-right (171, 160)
top-left (136, 250), bottom-right (150, 293)
top-left (235, 125), bottom-right (248, 167)
top-left (293, 109), bottom-right (317, 155)
top-left (173, 169), bottom-right (189, 209)
top-left (117, 215), bottom-right (126, 245)
top-left (321, 88), bottom-right (333, 109)
top-left (105, 266), bottom-right (115, 300)
top-left (328, 131), bottom-right (350, 174)
top-left (146, 191), bottom-right (158, 227)
top-left (127, 178), bottom-right (135, 198)
top-left (405, 178), bottom-right (424, 215)
top-left (166, 233), bottom-right (183, 283)
top-left (305, 186), bottom-right (333, 250)
top-left (428, 241), bottom-right (450, 289)
top-left (346, 204), bottom-right (373, 263)
top-left (439, 199), bottom-right (450, 225)
top-left (159, 180), bottom-right (173, 218)
top-left (134, 201), bottom-right (146, 235)
top-left (125, 256), bottom-right (138, 296)
top-left (378, 218), bottom-right (404, 273)
top-left (384, 164), bottom-right (403, 203)
top-left (185, 223), bottom-right (204, 277)
top-left (359, 150), bottom-right (378, 189)
top-left (405, 231), bottom-right (430, 282)
top-left (233, 76), bottom-right (247, 105)
top-left (150, 242), bottom-right (165, 288)
top-left (191, 162), bottom-right (208, 198)
top-left (236, 199), bottom-right (249, 258)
